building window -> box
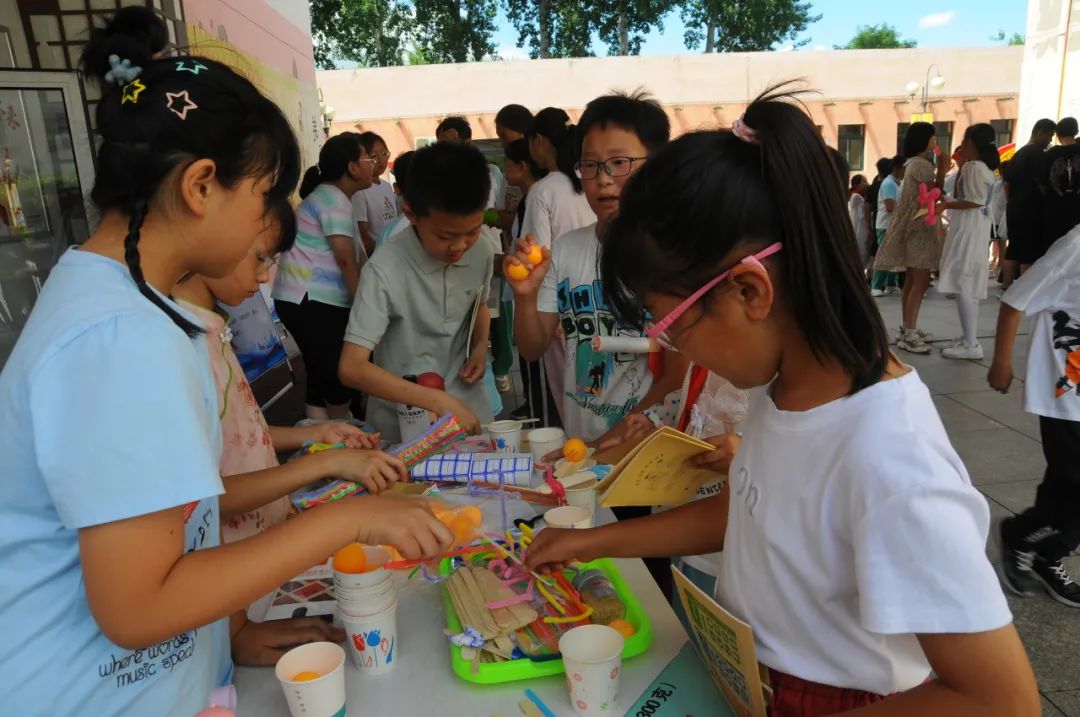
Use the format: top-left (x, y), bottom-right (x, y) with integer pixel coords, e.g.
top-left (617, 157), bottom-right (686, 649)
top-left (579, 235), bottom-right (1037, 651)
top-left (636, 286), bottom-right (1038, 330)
top-left (838, 124), bottom-right (864, 171)
top-left (934, 122), bottom-right (954, 158)
top-left (991, 119), bottom-right (1015, 147)
top-left (897, 121), bottom-right (954, 157)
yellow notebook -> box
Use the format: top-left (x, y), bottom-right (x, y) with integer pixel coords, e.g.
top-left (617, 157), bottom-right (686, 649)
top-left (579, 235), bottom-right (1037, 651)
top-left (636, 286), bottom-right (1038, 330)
top-left (593, 426), bottom-right (720, 507)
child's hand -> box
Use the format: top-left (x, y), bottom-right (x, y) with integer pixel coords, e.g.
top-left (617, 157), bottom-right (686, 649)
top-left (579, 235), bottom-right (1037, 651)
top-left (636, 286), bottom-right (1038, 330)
top-left (595, 414), bottom-right (655, 452)
top-left (459, 350), bottom-right (487, 385)
top-left (524, 527), bottom-right (599, 574)
top-left (353, 495), bottom-right (454, 559)
top-left (322, 449), bottom-right (407, 493)
top-left (687, 433), bottom-right (740, 475)
top-left (503, 236), bottom-right (550, 296)
top-left (988, 360), bottom-right (1014, 394)
top-left (308, 421), bottom-right (380, 449)
top-left (431, 393), bottom-right (481, 434)
top-left (233, 617), bottom-right (344, 666)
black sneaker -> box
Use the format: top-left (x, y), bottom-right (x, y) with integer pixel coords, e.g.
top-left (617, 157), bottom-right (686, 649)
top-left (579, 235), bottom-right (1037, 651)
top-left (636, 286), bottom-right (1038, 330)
top-left (999, 522), bottom-right (1038, 597)
top-left (1031, 557), bottom-right (1080, 607)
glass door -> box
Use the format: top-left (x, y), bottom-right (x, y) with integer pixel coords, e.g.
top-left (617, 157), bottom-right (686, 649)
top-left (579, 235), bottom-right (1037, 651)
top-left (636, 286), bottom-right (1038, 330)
top-left (0, 70), bottom-right (95, 367)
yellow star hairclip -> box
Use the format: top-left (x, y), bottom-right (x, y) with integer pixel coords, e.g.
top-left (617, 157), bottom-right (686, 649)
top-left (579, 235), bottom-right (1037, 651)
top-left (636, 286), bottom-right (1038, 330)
top-left (121, 79), bottom-right (146, 105)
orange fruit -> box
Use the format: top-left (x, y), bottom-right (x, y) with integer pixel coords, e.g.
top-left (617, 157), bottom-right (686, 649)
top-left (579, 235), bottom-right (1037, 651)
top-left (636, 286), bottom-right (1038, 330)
top-left (526, 244), bottom-right (543, 266)
top-left (563, 438), bottom-right (587, 463)
top-left (291, 671), bottom-right (321, 682)
top-left (332, 543), bottom-right (367, 573)
top-left (607, 619), bottom-right (636, 638)
top-left (507, 262), bottom-right (530, 281)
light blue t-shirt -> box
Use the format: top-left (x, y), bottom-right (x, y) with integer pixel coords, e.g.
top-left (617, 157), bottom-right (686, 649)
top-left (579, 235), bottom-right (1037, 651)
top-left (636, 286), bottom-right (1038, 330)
top-left (375, 214), bottom-right (409, 249)
top-left (0, 248), bottom-right (230, 714)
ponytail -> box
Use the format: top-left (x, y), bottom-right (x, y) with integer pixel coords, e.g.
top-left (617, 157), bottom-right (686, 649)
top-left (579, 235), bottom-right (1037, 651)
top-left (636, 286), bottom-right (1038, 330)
top-left (123, 199), bottom-right (202, 336)
top-left (601, 82), bottom-right (890, 394)
top-left (963, 123), bottom-right (1001, 171)
top-left (299, 166), bottom-right (322, 199)
top-left (528, 107), bottom-right (582, 192)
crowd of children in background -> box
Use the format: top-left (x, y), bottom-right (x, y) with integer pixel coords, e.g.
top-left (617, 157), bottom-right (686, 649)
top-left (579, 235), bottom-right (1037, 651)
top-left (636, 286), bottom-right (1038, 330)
top-left (3, 6), bottom-right (1080, 716)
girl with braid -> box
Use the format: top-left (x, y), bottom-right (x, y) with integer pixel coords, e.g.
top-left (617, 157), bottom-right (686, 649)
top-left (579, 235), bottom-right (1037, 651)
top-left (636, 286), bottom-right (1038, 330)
top-left (0, 8), bottom-right (451, 713)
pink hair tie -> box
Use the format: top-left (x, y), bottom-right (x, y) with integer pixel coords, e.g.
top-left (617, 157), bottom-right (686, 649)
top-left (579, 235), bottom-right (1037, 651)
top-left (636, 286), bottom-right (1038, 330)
top-left (731, 116), bottom-right (760, 145)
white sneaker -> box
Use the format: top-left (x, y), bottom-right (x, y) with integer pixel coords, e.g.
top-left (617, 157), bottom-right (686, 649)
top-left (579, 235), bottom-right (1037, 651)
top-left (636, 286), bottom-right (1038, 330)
top-left (897, 330), bottom-right (932, 355)
top-left (942, 342), bottom-right (984, 360)
top-left (886, 286), bottom-right (900, 295)
top-left (871, 289), bottom-right (885, 297)
top-left (916, 329), bottom-right (936, 342)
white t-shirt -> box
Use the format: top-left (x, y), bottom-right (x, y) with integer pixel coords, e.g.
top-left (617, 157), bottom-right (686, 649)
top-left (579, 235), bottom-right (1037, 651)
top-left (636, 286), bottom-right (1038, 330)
top-left (520, 172), bottom-right (595, 249)
top-left (716, 371), bottom-right (1011, 695)
top-left (537, 224), bottom-right (652, 441)
top-left (352, 179), bottom-right (399, 245)
top-left (875, 174), bottom-right (900, 231)
top-left (488, 164), bottom-right (508, 211)
top-left (1003, 225), bottom-right (1080, 421)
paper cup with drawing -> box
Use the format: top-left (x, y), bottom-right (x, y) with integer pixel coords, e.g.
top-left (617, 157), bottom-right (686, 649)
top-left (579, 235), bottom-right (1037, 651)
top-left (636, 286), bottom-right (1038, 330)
top-left (559, 624), bottom-right (625, 716)
top-left (341, 600), bottom-right (398, 676)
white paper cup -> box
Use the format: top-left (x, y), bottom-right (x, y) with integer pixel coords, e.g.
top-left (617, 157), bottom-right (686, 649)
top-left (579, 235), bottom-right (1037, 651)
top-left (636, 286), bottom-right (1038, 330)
top-left (336, 578), bottom-right (396, 617)
top-left (528, 427), bottom-right (566, 466)
top-left (544, 505), bottom-right (593, 529)
top-left (333, 546), bottom-right (391, 588)
top-left (341, 600), bottom-right (399, 676)
top-left (564, 478), bottom-right (598, 517)
top-left (274, 642), bottom-right (347, 717)
top-left (559, 624), bottom-right (625, 717)
top-left (487, 420), bottom-right (522, 453)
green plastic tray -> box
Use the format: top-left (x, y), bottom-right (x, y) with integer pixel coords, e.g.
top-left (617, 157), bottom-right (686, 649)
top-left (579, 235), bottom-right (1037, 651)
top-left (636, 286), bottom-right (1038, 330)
top-left (440, 557), bottom-right (654, 684)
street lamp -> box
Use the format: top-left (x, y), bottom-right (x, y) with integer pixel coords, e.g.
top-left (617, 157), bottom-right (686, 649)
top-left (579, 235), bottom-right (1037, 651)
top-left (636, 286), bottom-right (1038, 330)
top-left (906, 65), bottom-right (946, 114)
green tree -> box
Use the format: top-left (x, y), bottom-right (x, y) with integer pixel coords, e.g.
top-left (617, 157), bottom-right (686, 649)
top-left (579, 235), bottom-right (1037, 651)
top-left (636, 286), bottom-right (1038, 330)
top-left (504, 0), bottom-right (594, 59)
top-left (990, 29), bottom-right (1025, 46)
top-left (592, 1), bottom-right (675, 56)
top-left (837, 23), bottom-right (917, 50)
top-left (681, 0), bottom-right (819, 53)
top-left (309, 0), bottom-right (416, 69)
top-left (413, 0), bottom-right (499, 63)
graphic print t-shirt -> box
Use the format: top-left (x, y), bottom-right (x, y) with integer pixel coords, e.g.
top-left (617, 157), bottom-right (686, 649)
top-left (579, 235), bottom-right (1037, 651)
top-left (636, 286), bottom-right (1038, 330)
top-left (537, 224), bottom-right (652, 441)
top-left (1002, 224), bottom-right (1080, 421)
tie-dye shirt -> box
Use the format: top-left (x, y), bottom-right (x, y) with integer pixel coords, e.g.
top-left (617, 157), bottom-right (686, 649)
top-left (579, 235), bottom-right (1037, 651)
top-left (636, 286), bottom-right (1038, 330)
top-left (272, 183), bottom-right (360, 308)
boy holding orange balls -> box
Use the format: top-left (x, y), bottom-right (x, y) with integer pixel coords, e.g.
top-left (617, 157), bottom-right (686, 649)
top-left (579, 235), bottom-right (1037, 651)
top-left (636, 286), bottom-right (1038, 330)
top-left (506, 92), bottom-right (688, 445)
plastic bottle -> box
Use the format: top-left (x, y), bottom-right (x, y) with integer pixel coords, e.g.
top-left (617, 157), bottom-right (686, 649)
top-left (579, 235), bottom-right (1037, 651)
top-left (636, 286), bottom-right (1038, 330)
top-left (572, 569), bottom-right (625, 625)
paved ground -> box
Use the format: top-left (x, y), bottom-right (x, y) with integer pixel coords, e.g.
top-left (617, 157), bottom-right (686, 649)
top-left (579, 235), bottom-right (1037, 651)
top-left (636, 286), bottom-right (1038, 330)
top-left (264, 284), bottom-right (1080, 715)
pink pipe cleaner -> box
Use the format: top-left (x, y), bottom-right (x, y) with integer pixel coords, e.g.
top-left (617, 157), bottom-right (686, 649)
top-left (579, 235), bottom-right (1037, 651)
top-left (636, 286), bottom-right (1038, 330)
top-left (918, 183), bottom-right (942, 226)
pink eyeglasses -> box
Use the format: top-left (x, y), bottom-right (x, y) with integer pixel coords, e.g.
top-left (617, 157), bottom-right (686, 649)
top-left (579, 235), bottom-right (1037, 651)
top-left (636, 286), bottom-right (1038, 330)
top-left (645, 242), bottom-right (784, 349)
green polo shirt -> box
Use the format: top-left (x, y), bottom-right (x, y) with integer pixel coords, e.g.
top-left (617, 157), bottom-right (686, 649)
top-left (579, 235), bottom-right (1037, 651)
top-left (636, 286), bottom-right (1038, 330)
top-left (344, 224), bottom-right (494, 442)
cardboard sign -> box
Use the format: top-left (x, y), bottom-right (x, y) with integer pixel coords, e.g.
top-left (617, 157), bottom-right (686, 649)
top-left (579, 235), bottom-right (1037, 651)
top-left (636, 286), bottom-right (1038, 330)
top-left (671, 567), bottom-right (768, 717)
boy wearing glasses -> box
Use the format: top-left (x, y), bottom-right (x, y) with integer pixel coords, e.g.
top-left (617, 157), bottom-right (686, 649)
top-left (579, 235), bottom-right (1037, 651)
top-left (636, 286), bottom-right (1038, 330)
top-left (352, 132), bottom-right (399, 254)
top-left (507, 92), bottom-right (689, 444)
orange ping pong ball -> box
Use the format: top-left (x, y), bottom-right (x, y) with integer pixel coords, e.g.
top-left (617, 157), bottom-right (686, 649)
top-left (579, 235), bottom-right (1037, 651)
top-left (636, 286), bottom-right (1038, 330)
top-left (507, 262), bottom-right (530, 281)
top-left (526, 244), bottom-right (543, 266)
top-left (332, 543), bottom-right (367, 573)
top-left (563, 438), bottom-right (587, 462)
top-left (292, 671), bottom-right (321, 682)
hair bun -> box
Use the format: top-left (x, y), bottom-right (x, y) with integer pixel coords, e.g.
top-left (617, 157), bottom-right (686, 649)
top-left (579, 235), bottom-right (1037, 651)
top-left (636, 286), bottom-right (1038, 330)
top-left (80, 6), bottom-right (168, 85)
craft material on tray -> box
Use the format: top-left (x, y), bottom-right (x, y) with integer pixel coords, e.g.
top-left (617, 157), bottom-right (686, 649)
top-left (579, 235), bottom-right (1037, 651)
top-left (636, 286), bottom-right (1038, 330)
top-left (592, 426), bottom-right (720, 507)
top-left (441, 557), bottom-right (654, 684)
top-left (291, 414), bottom-right (467, 511)
top-left (411, 452), bottom-right (533, 486)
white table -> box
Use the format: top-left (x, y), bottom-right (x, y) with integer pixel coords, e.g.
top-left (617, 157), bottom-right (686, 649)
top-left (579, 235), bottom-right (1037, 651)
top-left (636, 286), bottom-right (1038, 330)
top-left (235, 511), bottom-right (689, 716)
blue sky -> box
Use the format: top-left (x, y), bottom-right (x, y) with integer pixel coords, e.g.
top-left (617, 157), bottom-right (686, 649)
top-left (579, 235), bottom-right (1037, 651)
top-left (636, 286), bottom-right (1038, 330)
top-left (492, 0), bottom-right (1029, 59)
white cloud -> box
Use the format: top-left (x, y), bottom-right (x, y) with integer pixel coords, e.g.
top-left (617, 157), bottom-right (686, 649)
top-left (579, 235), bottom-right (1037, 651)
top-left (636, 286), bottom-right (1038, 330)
top-left (776, 43), bottom-right (795, 52)
top-left (496, 45), bottom-right (529, 61)
top-left (813, 44), bottom-right (826, 51)
top-left (919, 11), bottom-right (956, 29)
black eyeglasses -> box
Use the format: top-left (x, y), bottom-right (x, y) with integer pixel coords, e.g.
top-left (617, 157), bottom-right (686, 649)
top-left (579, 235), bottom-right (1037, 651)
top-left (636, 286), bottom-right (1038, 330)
top-left (574, 156), bottom-right (647, 180)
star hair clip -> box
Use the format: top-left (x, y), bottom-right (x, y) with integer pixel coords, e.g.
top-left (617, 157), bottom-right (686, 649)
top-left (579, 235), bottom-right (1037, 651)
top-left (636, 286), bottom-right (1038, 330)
top-left (105, 54), bottom-right (142, 85)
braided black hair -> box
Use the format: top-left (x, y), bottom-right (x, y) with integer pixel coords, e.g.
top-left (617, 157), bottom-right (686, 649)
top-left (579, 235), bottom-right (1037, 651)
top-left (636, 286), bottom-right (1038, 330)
top-left (81, 6), bottom-right (300, 336)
